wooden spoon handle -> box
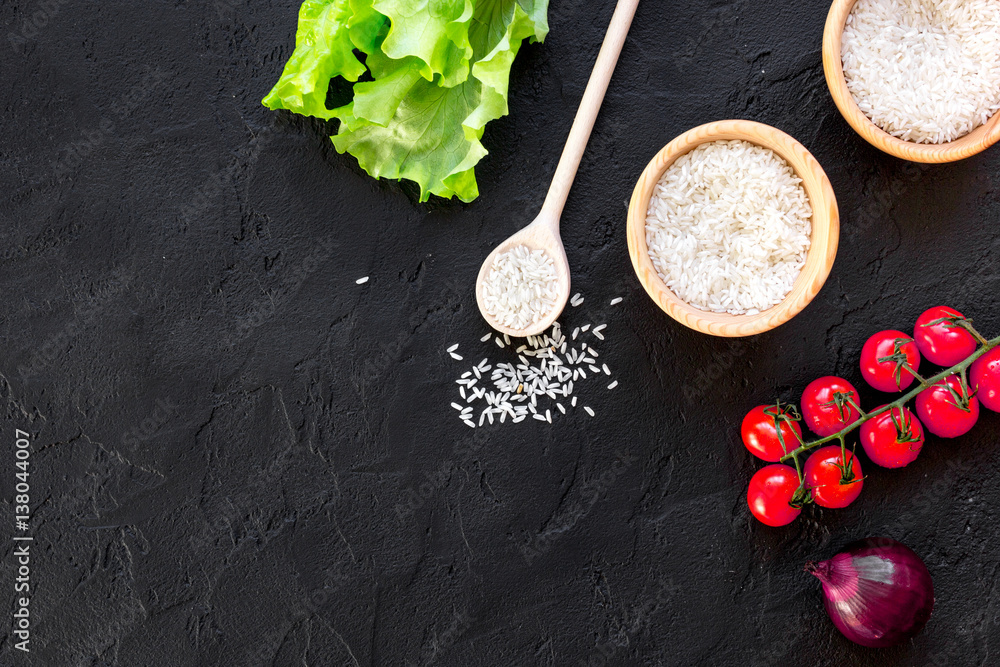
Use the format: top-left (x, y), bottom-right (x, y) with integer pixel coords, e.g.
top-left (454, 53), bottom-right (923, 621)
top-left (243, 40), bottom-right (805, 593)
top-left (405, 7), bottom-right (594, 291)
top-left (540, 0), bottom-right (640, 221)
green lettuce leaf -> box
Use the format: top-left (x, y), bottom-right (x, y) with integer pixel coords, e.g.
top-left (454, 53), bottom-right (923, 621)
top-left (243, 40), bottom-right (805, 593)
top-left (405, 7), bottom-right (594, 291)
top-left (263, 0), bottom-right (549, 202)
top-left (262, 0), bottom-right (367, 120)
top-left (372, 0), bottom-right (474, 88)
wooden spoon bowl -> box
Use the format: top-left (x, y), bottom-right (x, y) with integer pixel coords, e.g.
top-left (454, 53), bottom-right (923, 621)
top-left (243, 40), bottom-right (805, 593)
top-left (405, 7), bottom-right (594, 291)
top-left (823, 0), bottom-right (1000, 163)
top-left (626, 120), bottom-right (840, 338)
top-left (475, 212), bottom-right (571, 338)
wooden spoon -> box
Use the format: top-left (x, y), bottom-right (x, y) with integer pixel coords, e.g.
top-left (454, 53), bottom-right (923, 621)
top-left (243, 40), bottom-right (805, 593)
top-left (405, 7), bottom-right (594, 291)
top-left (476, 0), bottom-right (640, 337)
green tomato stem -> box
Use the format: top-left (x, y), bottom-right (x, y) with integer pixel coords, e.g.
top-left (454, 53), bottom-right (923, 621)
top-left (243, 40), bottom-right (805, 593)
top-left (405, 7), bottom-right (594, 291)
top-left (958, 319), bottom-right (991, 347)
top-left (903, 362), bottom-right (926, 385)
top-left (792, 451), bottom-right (804, 484)
top-left (780, 334), bottom-right (1000, 465)
top-left (846, 396), bottom-right (867, 419)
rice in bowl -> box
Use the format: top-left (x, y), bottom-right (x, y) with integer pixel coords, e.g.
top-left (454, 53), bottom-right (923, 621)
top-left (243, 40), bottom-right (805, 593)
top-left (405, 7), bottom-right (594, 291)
top-left (644, 139), bottom-right (812, 316)
top-left (842, 0), bottom-right (1000, 144)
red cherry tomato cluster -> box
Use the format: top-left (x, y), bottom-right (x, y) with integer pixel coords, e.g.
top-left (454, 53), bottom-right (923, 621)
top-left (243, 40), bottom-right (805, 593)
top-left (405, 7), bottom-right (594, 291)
top-left (743, 306), bottom-right (999, 527)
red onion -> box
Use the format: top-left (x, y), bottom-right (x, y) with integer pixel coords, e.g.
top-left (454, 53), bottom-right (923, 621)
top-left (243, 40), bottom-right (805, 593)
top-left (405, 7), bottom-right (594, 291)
top-left (806, 537), bottom-right (934, 648)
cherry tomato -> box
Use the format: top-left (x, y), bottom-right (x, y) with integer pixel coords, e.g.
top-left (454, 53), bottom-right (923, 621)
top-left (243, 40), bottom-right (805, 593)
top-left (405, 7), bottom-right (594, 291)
top-left (970, 347), bottom-right (1000, 413)
top-left (801, 377), bottom-right (862, 437)
top-left (860, 330), bottom-right (921, 393)
top-left (747, 464), bottom-right (804, 527)
top-left (741, 403), bottom-right (803, 462)
top-left (913, 306), bottom-right (977, 367)
top-left (804, 445), bottom-right (864, 509)
top-left (860, 406), bottom-right (924, 468)
top-left (915, 375), bottom-right (980, 438)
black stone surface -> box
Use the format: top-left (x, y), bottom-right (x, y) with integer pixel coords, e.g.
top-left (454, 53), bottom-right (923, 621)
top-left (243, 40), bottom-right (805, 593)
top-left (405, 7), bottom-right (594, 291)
top-left (2, 0), bottom-right (999, 665)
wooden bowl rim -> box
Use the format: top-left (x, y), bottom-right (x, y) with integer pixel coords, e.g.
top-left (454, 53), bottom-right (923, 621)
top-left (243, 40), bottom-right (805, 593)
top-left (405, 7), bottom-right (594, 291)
top-left (823, 0), bottom-right (1000, 163)
top-left (626, 119), bottom-right (840, 338)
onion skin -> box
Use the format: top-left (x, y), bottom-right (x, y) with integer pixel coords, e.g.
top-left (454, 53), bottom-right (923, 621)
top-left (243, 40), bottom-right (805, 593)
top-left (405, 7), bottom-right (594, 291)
top-left (806, 538), bottom-right (934, 648)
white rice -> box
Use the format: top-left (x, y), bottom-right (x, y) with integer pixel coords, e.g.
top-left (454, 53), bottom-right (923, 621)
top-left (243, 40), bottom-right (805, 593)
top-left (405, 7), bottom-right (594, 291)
top-left (482, 245), bottom-right (559, 330)
top-left (450, 306), bottom-right (617, 429)
top-left (842, 0), bottom-right (1000, 144)
top-left (645, 140), bottom-right (812, 315)
top-left (356, 276), bottom-right (369, 284)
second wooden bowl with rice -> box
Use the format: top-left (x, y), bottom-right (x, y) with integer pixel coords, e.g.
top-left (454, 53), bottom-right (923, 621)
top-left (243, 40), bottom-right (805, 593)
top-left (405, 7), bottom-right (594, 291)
top-left (824, 0), bottom-right (1000, 163)
top-left (626, 120), bottom-right (839, 338)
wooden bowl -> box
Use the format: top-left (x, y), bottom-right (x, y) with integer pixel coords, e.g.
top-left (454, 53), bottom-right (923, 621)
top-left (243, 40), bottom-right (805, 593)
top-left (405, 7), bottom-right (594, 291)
top-left (626, 120), bottom-right (840, 338)
top-left (823, 0), bottom-right (1000, 163)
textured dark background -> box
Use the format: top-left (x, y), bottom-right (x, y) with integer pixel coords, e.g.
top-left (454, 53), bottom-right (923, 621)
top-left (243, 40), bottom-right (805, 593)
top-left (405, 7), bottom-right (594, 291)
top-left (1, 0), bottom-right (999, 665)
